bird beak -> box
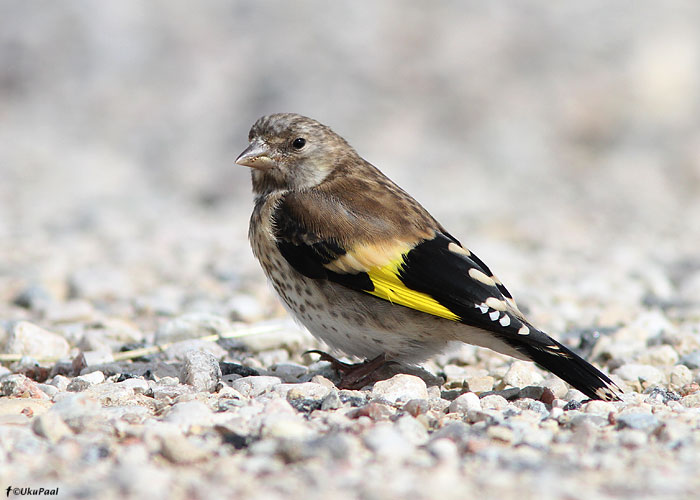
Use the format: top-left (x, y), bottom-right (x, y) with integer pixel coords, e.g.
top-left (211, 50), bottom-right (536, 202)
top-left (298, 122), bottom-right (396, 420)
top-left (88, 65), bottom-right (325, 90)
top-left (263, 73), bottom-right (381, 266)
top-left (235, 141), bottom-right (275, 170)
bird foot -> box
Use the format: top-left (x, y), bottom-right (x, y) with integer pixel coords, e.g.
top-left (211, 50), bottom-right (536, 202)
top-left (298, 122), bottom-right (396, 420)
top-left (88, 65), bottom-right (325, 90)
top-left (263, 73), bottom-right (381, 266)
top-left (304, 350), bottom-right (392, 390)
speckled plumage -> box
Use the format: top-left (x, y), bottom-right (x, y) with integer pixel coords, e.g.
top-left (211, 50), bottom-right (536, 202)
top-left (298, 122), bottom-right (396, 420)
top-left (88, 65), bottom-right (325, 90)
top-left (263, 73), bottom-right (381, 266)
top-left (237, 113), bottom-right (622, 401)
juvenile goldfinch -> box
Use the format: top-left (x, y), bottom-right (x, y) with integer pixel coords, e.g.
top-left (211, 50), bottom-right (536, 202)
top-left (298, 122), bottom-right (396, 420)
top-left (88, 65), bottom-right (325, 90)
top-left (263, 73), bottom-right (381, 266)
top-left (237, 113), bottom-right (621, 401)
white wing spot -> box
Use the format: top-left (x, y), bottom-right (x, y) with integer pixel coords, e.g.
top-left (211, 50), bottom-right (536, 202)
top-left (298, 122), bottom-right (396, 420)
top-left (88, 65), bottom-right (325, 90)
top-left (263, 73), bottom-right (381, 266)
top-left (489, 310), bottom-right (500, 321)
top-left (485, 297), bottom-right (506, 311)
top-left (468, 268), bottom-right (496, 287)
top-left (595, 387), bottom-right (615, 400)
top-left (476, 303), bottom-right (489, 314)
top-left (499, 314), bottom-right (511, 327)
top-left (518, 325), bottom-right (530, 336)
top-left (448, 242), bottom-right (471, 257)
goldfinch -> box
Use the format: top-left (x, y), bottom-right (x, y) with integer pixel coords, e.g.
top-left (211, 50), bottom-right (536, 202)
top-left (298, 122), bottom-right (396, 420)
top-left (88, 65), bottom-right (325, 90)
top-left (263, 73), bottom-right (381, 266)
top-left (236, 113), bottom-right (621, 401)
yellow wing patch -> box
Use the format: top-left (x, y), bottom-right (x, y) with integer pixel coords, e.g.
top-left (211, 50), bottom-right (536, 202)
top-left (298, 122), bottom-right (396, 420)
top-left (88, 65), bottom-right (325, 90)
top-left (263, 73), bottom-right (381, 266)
top-left (365, 258), bottom-right (460, 322)
top-left (322, 237), bottom-right (459, 321)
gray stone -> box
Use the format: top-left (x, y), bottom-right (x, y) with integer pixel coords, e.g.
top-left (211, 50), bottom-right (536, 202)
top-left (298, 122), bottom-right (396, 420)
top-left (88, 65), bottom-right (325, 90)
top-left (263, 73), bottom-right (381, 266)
top-left (4, 321), bottom-right (70, 359)
top-left (669, 364), bottom-right (693, 389)
top-left (427, 438), bottom-right (460, 463)
top-left (512, 398), bottom-right (549, 417)
top-left (1, 374), bottom-right (49, 399)
top-left (502, 361), bottom-right (543, 388)
top-left (238, 320), bottom-right (313, 353)
top-left (637, 344), bottom-right (679, 366)
top-left (48, 375), bottom-right (71, 391)
top-left (679, 351), bottom-right (700, 369)
top-left (13, 285), bottom-right (52, 311)
top-left (0, 398), bottom-right (51, 422)
top-left (67, 378), bottom-right (91, 392)
top-left (159, 432), bottom-right (211, 464)
top-left (321, 390), bottom-right (342, 410)
top-left (285, 382), bottom-right (331, 401)
top-left (49, 393), bottom-right (107, 433)
top-left (487, 425), bottom-right (515, 443)
top-left (269, 362), bottom-right (308, 382)
top-left (564, 413), bottom-right (609, 428)
top-left (36, 383), bottom-right (58, 397)
top-left (179, 349), bottom-right (222, 393)
top-left (614, 363), bottom-right (665, 386)
top-left (164, 339), bottom-right (227, 361)
top-left (541, 377), bottom-right (569, 399)
top-left (465, 375), bottom-right (495, 393)
top-left (81, 350), bottom-right (115, 366)
top-left (363, 423), bottom-right (416, 459)
top-left (84, 383), bottom-right (136, 406)
top-left (448, 392), bottom-right (482, 414)
top-left (78, 370), bottom-right (105, 385)
top-left (262, 415), bottom-right (315, 440)
top-left (116, 377), bottom-right (150, 394)
top-left (617, 429), bottom-right (649, 447)
top-left (158, 376), bottom-right (180, 386)
top-left (480, 394), bottom-right (508, 410)
top-left (371, 374), bottom-right (428, 403)
top-left (616, 413), bottom-right (660, 431)
top-left (68, 267), bottom-right (132, 300)
top-left (681, 393), bottom-right (700, 408)
top-left (151, 383), bottom-right (193, 402)
top-left (302, 433), bottom-right (357, 462)
top-left (518, 385), bottom-right (545, 400)
top-left (44, 299), bottom-right (96, 323)
top-left (402, 398), bottom-right (430, 416)
top-left (32, 412), bottom-right (72, 443)
top-left (429, 397), bottom-right (451, 413)
top-left (226, 293), bottom-right (265, 322)
top-left (155, 312), bottom-right (232, 344)
top-left (230, 376), bottom-right (282, 397)
top-left (582, 400), bottom-right (617, 416)
top-left (163, 401), bottom-right (215, 428)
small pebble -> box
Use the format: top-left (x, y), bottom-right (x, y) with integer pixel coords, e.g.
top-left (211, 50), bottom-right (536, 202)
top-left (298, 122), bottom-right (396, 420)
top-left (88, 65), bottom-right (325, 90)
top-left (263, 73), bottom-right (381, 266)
top-left (403, 398), bottom-right (430, 417)
top-left (371, 374), bottom-right (428, 403)
top-left (155, 313), bottom-right (232, 344)
top-left (286, 382), bottom-right (331, 401)
top-left (448, 392), bottom-right (482, 414)
top-left (616, 413), bottom-right (660, 432)
top-left (321, 390), bottom-right (342, 411)
top-left (32, 412), bottom-right (72, 443)
top-left (480, 394), bottom-right (508, 410)
top-left (679, 351), bottom-right (700, 370)
top-left (502, 361), bottom-right (544, 388)
top-left (179, 350), bottom-right (222, 393)
top-left (465, 375), bottom-right (495, 393)
top-left (614, 364), bottom-right (665, 388)
top-left (231, 376), bottom-right (282, 397)
top-left (669, 365), bottom-right (693, 389)
top-left (4, 321), bottom-right (70, 359)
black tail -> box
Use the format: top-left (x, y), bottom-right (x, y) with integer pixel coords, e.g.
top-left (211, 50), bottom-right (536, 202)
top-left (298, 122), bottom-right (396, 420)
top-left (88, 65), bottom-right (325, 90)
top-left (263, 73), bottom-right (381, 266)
top-left (506, 334), bottom-right (622, 401)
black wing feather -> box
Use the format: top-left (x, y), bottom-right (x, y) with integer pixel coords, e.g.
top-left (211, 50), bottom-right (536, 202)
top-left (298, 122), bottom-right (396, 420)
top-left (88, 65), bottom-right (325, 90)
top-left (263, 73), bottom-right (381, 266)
top-left (397, 233), bottom-right (621, 400)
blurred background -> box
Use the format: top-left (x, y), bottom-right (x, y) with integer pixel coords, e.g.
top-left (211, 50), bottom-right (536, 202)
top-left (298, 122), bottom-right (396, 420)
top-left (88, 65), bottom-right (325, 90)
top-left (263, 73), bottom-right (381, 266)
top-left (1, 1), bottom-right (700, 332)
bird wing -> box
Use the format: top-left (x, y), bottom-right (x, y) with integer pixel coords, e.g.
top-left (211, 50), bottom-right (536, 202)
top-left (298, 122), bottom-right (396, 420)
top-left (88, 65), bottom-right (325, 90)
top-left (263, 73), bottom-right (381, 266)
top-left (272, 192), bottom-right (621, 401)
top-left (272, 192), bottom-right (530, 336)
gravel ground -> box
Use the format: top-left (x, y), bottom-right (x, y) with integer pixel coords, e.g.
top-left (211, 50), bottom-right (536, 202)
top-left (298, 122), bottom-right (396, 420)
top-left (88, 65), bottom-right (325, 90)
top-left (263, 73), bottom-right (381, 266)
top-left (2, 2), bottom-right (700, 499)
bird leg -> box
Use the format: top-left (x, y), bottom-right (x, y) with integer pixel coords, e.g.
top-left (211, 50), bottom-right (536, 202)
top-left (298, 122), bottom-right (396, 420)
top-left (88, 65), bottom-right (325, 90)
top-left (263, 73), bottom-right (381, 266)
top-left (304, 350), bottom-right (391, 390)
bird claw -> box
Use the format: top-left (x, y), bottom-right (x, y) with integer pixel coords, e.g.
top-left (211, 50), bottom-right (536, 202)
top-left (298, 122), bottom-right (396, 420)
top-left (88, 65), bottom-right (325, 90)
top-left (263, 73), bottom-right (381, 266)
top-left (302, 349), bottom-right (355, 370)
top-left (304, 350), bottom-right (391, 390)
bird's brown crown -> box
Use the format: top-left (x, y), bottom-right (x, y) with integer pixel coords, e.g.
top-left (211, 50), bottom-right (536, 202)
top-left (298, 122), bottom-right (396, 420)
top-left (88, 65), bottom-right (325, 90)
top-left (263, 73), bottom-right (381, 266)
top-left (240, 113), bottom-right (359, 195)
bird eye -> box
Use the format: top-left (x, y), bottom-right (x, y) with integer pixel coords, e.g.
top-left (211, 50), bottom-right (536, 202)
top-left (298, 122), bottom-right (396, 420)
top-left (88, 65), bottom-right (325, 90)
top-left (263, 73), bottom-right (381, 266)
top-left (292, 137), bottom-right (306, 150)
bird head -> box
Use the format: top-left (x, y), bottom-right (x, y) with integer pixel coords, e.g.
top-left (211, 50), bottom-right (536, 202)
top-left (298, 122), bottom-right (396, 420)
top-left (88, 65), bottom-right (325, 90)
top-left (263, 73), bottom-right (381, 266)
top-left (236, 113), bottom-right (357, 194)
